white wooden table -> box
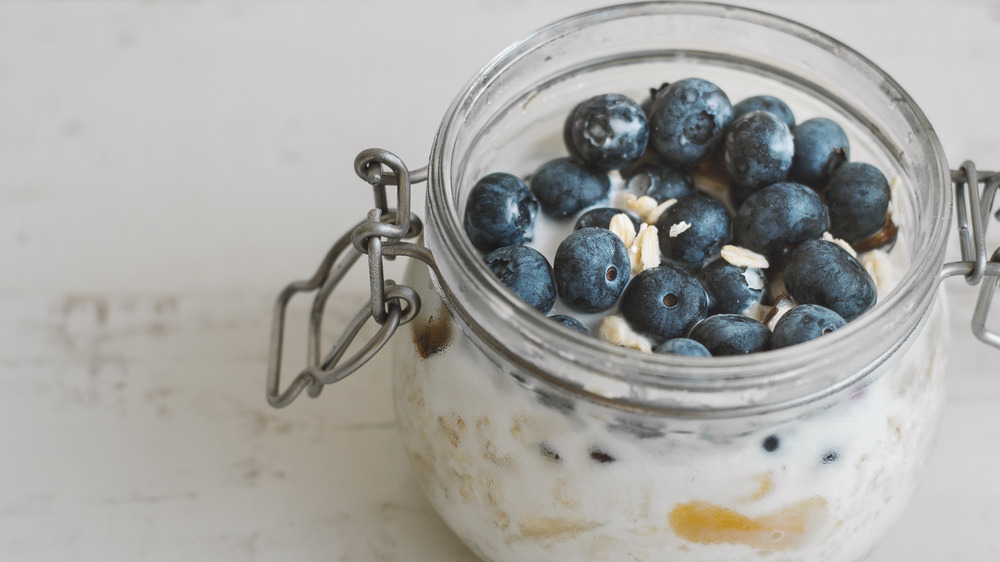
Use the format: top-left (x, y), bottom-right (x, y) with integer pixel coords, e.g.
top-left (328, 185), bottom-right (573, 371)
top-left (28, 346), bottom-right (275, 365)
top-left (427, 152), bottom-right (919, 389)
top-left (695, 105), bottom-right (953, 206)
top-left (1, 1), bottom-right (998, 560)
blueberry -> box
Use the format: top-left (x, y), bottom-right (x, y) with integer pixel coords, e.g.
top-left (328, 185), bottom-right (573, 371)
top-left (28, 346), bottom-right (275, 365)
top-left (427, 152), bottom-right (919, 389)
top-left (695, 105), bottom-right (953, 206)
top-left (548, 314), bottom-right (589, 335)
top-left (723, 111), bottom-right (794, 190)
top-left (789, 118), bottom-right (850, 187)
top-left (529, 158), bottom-right (611, 219)
top-left (648, 78), bottom-right (734, 166)
top-left (733, 95), bottom-right (796, 129)
top-left (624, 161), bottom-right (696, 203)
top-left (688, 314), bottom-right (771, 355)
top-left (655, 195), bottom-right (731, 268)
top-left (575, 207), bottom-right (641, 232)
top-left (771, 304), bottom-right (847, 349)
top-left (463, 172), bottom-right (539, 253)
top-left (733, 182), bottom-right (829, 261)
top-left (763, 435), bottom-right (780, 452)
top-left (484, 246), bottom-right (557, 313)
top-left (824, 162), bottom-right (891, 243)
top-left (698, 258), bottom-right (767, 315)
top-left (783, 239), bottom-right (877, 322)
top-left (553, 228), bottom-right (631, 313)
top-left (619, 265), bottom-right (709, 341)
top-left (654, 337), bottom-right (712, 357)
top-left (564, 94), bottom-right (649, 171)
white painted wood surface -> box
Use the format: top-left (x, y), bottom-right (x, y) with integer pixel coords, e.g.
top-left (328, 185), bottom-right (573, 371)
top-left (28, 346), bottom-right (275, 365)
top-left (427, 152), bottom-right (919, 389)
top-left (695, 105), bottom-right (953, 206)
top-left (1, 1), bottom-right (998, 560)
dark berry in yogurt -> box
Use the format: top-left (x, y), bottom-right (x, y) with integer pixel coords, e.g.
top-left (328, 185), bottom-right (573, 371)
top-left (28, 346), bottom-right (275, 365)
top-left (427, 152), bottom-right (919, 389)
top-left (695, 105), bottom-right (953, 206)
top-left (553, 228), bottom-right (631, 313)
top-left (619, 265), bottom-right (709, 341)
top-left (771, 304), bottom-right (847, 349)
top-left (732, 94), bottom-right (796, 129)
top-left (484, 245), bottom-right (557, 313)
top-left (648, 77), bottom-right (734, 166)
top-left (655, 195), bottom-right (731, 268)
top-left (654, 337), bottom-right (712, 357)
top-left (688, 314), bottom-right (771, 355)
top-left (789, 117), bottom-right (850, 187)
top-left (733, 182), bottom-right (829, 261)
top-left (575, 207), bottom-right (641, 232)
top-left (697, 258), bottom-right (767, 316)
top-left (624, 161), bottom-right (696, 203)
top-left (564, 93), bottom-right (649, 171)
top-left (783, 239), bottom-right (877, 322)
top-left (463, 172), bottom-right (538, 253)
top-left (824, 162), bottom-right (891, 243)
top-left (530, 158), bottom-right (611, 219)
top-left (723, 110), bottom-right (794, 190)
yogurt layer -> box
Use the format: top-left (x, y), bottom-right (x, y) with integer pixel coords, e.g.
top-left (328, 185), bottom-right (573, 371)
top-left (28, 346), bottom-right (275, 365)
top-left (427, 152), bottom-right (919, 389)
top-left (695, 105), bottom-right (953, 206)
top-left (393, 257), bottom-right (948, 562)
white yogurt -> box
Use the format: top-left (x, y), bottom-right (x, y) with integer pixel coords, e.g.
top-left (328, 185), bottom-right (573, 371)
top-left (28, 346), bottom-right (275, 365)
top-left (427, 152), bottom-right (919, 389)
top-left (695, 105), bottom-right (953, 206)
top-left (393, 258), bottom-right (947, 561)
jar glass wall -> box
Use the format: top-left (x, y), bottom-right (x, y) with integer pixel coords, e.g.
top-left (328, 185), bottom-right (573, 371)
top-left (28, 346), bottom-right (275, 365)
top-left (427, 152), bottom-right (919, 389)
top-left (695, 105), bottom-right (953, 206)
top-left (395, 263), bottom-right (948, 561)
top-left (394, 3), bottom-right (953, 561)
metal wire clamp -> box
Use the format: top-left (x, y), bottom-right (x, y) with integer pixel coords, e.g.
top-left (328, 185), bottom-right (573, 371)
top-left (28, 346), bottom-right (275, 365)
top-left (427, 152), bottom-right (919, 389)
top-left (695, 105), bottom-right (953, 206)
top-left (942, 162), bottom-right (1000, 348)
top-left (265, 149), bottom-right (434, 408)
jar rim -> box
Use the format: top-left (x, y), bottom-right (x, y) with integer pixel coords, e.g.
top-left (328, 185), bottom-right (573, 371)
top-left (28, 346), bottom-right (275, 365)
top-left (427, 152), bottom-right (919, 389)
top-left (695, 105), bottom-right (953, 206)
top-left (425, 1), bottom-right (952, 416)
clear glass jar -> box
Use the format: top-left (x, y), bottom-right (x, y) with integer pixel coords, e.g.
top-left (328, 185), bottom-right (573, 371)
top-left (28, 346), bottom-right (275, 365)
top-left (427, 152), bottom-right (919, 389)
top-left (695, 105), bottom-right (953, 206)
top-left (391, 3), bottom-right (953, 561)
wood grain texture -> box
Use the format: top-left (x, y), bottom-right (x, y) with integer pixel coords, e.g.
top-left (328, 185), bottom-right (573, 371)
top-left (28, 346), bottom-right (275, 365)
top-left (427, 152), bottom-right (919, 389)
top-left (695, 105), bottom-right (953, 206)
top-left (1, 1), bottom-right (998, 560)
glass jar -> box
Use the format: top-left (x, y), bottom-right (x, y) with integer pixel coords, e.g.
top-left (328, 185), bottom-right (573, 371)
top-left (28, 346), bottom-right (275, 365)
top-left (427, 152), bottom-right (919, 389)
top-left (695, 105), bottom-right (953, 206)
top-left (398, 4), bottom-right (950, 561)
top-left (266, 2), bottom-right (1000, 561)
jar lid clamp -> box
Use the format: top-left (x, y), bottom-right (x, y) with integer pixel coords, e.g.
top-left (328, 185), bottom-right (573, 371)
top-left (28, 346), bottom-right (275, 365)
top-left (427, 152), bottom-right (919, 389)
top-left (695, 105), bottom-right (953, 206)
top-left (265, 149), bottom-right (434, 409)
top-left (942, 161), bottom-right (1000, 348)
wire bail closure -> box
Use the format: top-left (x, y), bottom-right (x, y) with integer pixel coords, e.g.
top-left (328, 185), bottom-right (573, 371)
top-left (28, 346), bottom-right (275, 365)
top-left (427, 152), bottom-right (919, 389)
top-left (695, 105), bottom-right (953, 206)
top-left (265, 149), bottom-right (433, 408)
top-left (943, 161), bottom-right (1000, 348)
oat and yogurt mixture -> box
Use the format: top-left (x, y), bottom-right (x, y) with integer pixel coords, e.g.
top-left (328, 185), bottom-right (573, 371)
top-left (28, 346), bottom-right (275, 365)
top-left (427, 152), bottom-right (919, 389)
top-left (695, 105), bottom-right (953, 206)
top-left (391, 77), bottom-right (948, 561)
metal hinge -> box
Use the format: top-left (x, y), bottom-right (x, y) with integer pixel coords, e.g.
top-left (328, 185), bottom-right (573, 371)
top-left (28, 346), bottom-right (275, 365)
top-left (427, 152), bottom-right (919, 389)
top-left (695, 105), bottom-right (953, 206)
top-left (265, 149), bottom-right (433, 408)
top-left (942, 161), bottom-right (1000, 348)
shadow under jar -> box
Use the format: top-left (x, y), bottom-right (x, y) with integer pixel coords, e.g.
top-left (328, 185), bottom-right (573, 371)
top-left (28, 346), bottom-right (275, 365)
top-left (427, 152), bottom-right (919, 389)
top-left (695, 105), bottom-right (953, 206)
top-left (391, 3), bottom-right (953, 562)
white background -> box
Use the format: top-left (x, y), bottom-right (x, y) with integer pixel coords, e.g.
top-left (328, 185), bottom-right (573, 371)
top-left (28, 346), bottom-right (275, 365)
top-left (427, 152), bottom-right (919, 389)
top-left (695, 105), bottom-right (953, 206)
top-left (1, 1), bottom-right (998, 560)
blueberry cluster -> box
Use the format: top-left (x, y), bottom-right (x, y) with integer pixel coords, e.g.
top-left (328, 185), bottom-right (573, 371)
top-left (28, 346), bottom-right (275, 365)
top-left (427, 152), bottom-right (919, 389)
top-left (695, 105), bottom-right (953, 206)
top-left (463, 79), bottom-right (896, 356)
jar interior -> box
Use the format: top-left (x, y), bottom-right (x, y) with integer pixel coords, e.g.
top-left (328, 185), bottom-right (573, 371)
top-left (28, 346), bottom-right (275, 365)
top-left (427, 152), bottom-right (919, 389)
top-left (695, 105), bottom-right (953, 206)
top-left (426, 3), bottom-right (950, 415)
top-left (455, 52), bottom-right (917, 274)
